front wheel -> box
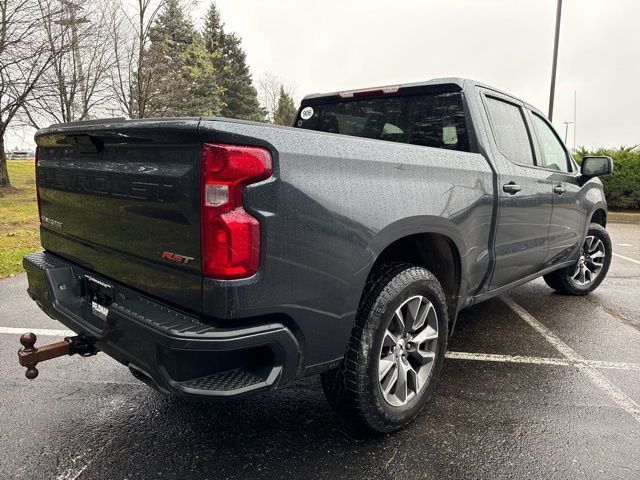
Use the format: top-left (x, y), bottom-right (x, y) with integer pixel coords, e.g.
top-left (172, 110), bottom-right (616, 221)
top-left (543, 223), bottom-right (612, 295)
top-left (321, 264), bottom-right (448, 433)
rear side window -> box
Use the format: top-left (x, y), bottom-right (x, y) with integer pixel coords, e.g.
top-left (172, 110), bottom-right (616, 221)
top-left (531, 113), bottom-right (571, 172)
top-left (296, 91), bottom-right (470, 152)
top-left (485, 96), bottom-right (534, 166)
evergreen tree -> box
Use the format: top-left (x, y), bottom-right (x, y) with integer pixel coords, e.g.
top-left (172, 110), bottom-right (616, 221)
top-left (273, 86), bottom-right (297, 126)
top-left (149, 0), bottom-right (195, 50)
top-left (202, 2), bottom-right (225, 54)
top-left (181, 40), bottom-right (225, 117)
top-left (145, 0), bottom-right (223, 117)
top-left (202, 2), bottom-right (264, 121)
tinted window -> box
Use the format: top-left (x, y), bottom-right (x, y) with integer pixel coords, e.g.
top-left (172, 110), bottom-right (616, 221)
top-left (531, 113), bottom-right (570, 172)
top-left (485, 97), bottom-right (534, 166)
top-left (296, 92), bottom-right (469, 152)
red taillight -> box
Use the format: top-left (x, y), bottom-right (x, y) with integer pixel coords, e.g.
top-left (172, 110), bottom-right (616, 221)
top-left (200, 143), bottom-right (272, 279)
top-left (35, 147), bottom-right (42, 223)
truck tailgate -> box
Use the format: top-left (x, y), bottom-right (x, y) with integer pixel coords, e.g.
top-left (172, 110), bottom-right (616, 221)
top-left (35, 119), bottom-right (203, 313)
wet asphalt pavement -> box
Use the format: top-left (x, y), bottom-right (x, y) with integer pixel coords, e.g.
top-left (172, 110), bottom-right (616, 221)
top-left (0, 222), bottom-right (638, 479)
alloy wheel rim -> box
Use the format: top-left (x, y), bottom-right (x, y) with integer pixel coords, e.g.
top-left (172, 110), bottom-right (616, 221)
top-left (572, 235), bottom-right (606, 286)
top-left (378, 295), bottom-right (439, 407)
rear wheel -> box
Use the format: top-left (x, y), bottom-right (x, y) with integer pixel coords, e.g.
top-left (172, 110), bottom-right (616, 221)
top-left (543, 223), bottom-right (612, 295)
top-left (321, 264), bottom-right (448, 433)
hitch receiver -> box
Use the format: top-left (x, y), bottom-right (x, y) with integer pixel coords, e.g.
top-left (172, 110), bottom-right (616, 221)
top-left (18, 332), bottom-right (98, 379)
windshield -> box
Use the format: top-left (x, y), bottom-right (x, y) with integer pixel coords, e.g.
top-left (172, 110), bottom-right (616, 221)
top-left (295, 91), bottom-right (469, 152)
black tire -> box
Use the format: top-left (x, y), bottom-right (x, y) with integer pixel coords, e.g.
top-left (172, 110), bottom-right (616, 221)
top-left (321, 263), bottom-right (448, 433)
top-left (543, 223), bottom-right (612, 295)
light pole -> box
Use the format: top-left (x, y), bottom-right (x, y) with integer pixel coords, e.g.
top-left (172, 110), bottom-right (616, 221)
top-left (548, 0), bottom-right (563, 122)
top-left (563, 121), bottom-right (574, 145)
top-left (573, 90), bottom-right (577, 151)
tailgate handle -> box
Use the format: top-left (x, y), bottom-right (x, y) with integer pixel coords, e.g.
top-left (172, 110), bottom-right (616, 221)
top-left (63, 134), bottom-right (103, 153)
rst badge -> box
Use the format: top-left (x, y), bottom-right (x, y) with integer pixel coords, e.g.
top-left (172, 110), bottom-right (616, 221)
top-left (161, 251), bottom-right (195, 264)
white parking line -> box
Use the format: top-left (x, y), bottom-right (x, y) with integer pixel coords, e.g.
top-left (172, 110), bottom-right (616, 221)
top-left (56, 463), bottom-right (88, 480)
top-left (504, 297), bottom-right (640, 424)
top-left (588, 359), bottom-right (640, 372)
top-left (446, 351), bottom-right (571, 367)
top-left (445, 351), bottom-right (640, 372)
top-left (613, 252), bottom-right (640, 265)
top-left (0, 327), bottom-right (74, 336)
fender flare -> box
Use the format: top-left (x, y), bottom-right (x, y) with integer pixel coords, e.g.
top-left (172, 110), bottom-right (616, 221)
top-left (344, 215), bottom-right (468, 325)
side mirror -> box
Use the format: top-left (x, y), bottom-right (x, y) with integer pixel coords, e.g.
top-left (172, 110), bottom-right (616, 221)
top-left (581, 156), bottom-right (613, 177)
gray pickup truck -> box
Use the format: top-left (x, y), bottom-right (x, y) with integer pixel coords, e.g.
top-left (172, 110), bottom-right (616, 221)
top-left (22, 77), bottom-right (613, 432)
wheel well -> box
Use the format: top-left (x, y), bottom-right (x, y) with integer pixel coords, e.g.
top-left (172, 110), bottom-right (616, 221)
top-left (591, 209), bottom-right (607, 227)
top-left (370, 233), bottom-right (461, 322)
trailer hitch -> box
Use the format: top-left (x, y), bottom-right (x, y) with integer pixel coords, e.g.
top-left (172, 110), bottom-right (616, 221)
top-left (18, 332), bottom-right (98, 379)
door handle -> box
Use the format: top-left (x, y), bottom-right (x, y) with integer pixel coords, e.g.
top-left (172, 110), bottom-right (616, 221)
top-left (553, 184), bottom-right (566, 195)
top-left (503, 182), bottom-right (522, 195)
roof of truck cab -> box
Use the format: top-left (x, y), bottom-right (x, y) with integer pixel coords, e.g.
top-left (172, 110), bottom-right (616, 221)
top-left (301, 77), bottom-right (543, 116)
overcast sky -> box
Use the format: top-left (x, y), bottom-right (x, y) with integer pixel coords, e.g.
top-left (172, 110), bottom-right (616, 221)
top-left (7, 0), bottom-right (639, 149)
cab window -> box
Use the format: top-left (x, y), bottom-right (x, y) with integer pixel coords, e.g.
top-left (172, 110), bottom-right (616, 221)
top-left (297, 91), bottom-right (470, 152)
top-left (484, 96), bottom-right (535, 167)
top-left (531, 113), bottom-right (571, 172)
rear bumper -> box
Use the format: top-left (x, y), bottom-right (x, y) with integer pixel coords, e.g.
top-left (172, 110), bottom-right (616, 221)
top-left (23, 252), bottom-right (300, 400)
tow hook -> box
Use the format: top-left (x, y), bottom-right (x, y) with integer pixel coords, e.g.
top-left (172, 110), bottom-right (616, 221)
top-left (17, 332), bottom-right (99, 379)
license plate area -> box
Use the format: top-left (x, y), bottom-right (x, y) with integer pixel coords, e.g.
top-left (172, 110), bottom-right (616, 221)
top-left (81, 275), bottom-right (113, 323)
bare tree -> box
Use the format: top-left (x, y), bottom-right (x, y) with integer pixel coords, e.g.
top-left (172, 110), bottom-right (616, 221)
top-left (0, 0), bottom-right (60, 186)
top-left (108, 0), bottom-right (165, 118)
top-left (257, 72), bottom-right (295, 123)
top-left (24, 0), bottom-right (116, 127)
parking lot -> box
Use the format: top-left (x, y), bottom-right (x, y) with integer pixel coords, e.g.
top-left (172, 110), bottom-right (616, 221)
top-left (0, 221), bottom-right (638, 480)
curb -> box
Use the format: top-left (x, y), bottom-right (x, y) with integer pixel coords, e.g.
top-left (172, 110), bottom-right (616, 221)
top-left (609, 211), bottom-right (640, 224)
